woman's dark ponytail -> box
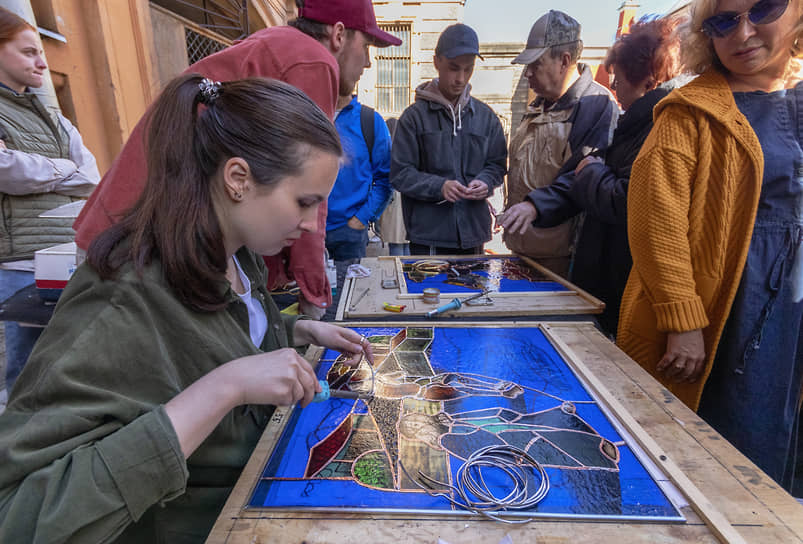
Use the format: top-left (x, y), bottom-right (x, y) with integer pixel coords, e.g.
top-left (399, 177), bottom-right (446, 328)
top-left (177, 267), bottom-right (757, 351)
top-left (88, 74), bottom-right (341, 311)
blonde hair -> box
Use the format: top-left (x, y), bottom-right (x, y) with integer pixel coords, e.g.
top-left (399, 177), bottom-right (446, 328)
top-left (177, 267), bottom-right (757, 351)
top-left (680, 0), bottom-right (803, 75)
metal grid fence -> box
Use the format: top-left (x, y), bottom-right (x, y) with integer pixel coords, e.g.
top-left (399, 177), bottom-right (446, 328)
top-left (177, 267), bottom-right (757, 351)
top-left (185, 28), bottom-right (227, 65)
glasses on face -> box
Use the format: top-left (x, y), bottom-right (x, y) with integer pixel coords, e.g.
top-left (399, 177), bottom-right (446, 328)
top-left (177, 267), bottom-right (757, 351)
top-left (701, 0), bottom-right (790, 38)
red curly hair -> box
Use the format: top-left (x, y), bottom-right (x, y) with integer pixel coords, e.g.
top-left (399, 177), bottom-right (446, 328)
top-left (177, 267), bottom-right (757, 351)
top-left (605, 16), bottom-right (682, 87)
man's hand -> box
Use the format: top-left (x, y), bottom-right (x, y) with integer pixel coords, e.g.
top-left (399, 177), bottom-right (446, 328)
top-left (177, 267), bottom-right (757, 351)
top-left (464, 179), bottom-right (489, 200)
top-left (347, 216), bottom-right (366, 230)
top-left (499, 201), bottom-right (538, 235)
top-left (442, 179), bottom-right (469, 202)
top-left (657, 329), bottom-right (706, 383)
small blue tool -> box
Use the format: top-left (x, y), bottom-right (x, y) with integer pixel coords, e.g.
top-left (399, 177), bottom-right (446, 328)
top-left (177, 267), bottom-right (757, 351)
top-left (312, 380), bottom-right (371, 403)
top-left (425, 290), bottom-right (489, 318)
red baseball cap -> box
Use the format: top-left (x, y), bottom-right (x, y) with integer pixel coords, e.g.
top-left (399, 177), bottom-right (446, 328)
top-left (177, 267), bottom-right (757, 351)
top-left (299, 0), bottom-right (402, 47)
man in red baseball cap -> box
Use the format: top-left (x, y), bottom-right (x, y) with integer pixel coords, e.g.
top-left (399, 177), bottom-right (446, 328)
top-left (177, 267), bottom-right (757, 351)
top-left (73, 0), bottom-right (400, 319)
top-left (299, 0), bottom-right (400, 46)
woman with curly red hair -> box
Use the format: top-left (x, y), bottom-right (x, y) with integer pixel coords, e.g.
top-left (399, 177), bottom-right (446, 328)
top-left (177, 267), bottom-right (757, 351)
top-left (513, 16), bottom-right (684, 336)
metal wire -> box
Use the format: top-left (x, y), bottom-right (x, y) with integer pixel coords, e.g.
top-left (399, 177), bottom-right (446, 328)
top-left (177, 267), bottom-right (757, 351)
top-left (401, 444), bottom-right (549, 524)
top-left (410, 259), bottom-right (451, 276)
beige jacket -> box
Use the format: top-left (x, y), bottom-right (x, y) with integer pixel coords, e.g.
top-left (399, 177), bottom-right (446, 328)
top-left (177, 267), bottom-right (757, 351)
top-left (503, 65), bottom-right (618, 262)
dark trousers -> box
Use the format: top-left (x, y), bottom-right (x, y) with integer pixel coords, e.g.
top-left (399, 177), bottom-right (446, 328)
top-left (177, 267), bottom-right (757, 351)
top-left (408, 243), bottom-right (482, 256)
top-left (325, 225), bottom-right (369, 320)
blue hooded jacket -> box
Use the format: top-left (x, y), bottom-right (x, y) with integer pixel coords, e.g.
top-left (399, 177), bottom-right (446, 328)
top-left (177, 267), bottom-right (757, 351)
top-left (327, 96), bottom-right (392, 230)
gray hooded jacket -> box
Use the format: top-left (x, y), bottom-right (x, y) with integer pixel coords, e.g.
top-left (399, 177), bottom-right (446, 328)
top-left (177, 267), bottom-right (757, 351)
top-left (390, 80), bottom-right (507, 249)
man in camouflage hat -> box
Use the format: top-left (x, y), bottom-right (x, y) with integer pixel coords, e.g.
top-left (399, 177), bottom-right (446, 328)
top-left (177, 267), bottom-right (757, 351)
top-left (499, 10), bottom-right (618, 277)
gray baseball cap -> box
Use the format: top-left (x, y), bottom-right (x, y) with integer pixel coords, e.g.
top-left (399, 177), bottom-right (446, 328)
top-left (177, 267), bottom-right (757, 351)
top-left (512, 10), bottom-right (581, 65)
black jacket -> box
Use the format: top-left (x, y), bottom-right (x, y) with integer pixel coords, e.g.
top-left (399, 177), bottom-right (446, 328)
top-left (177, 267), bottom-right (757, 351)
top-left (531, 82), bottom-right (678, 334)
top-left (390, 81), bottom-right (507, 249)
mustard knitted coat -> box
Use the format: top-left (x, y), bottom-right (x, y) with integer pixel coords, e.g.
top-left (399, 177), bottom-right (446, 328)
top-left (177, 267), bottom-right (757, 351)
top-left (617, 68), bottom-right (764, 411)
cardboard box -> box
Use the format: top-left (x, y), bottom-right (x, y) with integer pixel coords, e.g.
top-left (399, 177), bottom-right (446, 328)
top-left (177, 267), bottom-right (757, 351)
top-left (34, 242), bottom-right (78, 301)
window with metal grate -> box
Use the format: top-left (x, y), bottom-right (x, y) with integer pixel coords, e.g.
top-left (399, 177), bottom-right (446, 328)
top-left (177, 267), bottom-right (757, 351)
top-left (375, 24), bottom-right (411, 115)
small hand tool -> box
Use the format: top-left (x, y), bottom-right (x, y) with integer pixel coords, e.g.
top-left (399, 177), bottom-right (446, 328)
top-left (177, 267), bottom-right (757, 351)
top-left (348, 287), bottom-right (370, 311)
top-left (425, 290), bottom-right (489, 318)
top-left (381, 269), bottom-right (398, 289)
top-left (312, 380), bottom-right (373, 403)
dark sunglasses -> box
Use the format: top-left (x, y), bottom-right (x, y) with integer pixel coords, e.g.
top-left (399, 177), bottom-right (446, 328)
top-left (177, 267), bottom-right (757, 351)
top-left (701, 0), bottom-right (790, 38)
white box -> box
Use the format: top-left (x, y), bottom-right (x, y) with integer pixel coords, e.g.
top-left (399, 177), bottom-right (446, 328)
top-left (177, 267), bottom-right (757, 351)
top-left (34, 242), bottom-right (78, 300)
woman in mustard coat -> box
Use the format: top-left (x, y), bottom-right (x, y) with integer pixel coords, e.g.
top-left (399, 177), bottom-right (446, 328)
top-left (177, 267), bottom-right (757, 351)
top-left (618, 0), bottom-right (803, 491)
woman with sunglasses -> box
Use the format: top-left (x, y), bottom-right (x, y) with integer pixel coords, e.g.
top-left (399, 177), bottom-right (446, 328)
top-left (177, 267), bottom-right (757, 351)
top-left (618, 0), bottom-right (802, 491)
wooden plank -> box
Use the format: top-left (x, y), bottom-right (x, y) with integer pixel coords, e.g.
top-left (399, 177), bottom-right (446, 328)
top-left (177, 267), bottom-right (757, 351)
top-left (541, 324), bottom-right (746, 543)
top-left (209, 516), bottom-right (720, 544)
top-left (550, 323), bottom-right (803, 540)
top-left (395, 256), bottom-right (407, 295)
top-left (519, 254), bottom-right (605, 310)
top-left (334, 276), bottom-right (353, 321)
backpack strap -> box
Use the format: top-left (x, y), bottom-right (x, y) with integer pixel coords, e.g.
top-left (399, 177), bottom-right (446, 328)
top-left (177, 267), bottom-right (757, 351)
top-left (360, 104), bottom-right (375, 165)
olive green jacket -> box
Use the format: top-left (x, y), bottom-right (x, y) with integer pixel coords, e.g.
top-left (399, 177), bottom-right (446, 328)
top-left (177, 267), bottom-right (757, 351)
top-left (0, 248), bottom-right (299, 543)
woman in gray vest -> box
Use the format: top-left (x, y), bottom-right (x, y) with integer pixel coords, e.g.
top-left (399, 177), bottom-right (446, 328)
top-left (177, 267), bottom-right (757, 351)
top-left (0, 7), bottom-right (99, 395)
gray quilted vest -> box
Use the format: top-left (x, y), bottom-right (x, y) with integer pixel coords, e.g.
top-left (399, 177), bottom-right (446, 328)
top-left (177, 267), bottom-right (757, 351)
top-left (0, 86), bottom-right (77, 261)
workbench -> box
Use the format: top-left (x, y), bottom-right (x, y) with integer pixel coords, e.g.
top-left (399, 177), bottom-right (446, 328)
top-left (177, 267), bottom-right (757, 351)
top-left (336, 255), bottom-right (604, 320)
top-left (206, 321), bottom-right (803, 544)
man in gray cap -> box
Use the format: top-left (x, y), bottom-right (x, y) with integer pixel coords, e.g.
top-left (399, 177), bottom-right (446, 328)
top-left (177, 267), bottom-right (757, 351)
top-left (499, 10), bottom-right (618, 277)
top-left (391, 24), bottom-right (507, 255)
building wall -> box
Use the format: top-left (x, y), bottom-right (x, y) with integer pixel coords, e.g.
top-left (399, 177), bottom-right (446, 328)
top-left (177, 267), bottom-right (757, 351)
top-left (362, 0), bottom-right (465, 116)
top-left (26, 0), bottom-right (284, 175)
top-left (470, 42), bottom-right (526, 141)
top-left (149, 4), bottom-right (192, 91)
top-left (368, 1), bottom-right (612, 141)
top-left (27, 0), bottom-right (159, 173)
top-left (24, 0), bottom-right (622, 173)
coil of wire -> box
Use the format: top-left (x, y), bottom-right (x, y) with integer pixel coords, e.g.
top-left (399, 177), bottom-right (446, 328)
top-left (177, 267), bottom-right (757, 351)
top-left (409, 443), bottom-right (549, 524)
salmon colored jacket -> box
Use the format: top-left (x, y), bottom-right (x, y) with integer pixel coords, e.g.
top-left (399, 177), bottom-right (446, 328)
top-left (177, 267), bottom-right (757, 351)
top-left (617, 69), bottom-right (763, 411)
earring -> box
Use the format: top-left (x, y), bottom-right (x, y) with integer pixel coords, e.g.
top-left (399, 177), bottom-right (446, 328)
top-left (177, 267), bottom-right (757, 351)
top-left (233, 192), bottom-right (243, 201)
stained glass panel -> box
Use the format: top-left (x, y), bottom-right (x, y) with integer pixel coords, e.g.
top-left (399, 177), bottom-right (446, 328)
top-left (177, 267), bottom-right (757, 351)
top-left (248, 326), bottom-right (684, 522)
top-left (401, 256), bottom-right (568, 294)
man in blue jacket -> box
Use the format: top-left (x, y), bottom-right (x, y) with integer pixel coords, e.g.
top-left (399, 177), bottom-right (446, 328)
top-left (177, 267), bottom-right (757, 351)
top-left (325, 88), bottom-right (392, 313)
top-left (391, 23), bottom-right (507, 255)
